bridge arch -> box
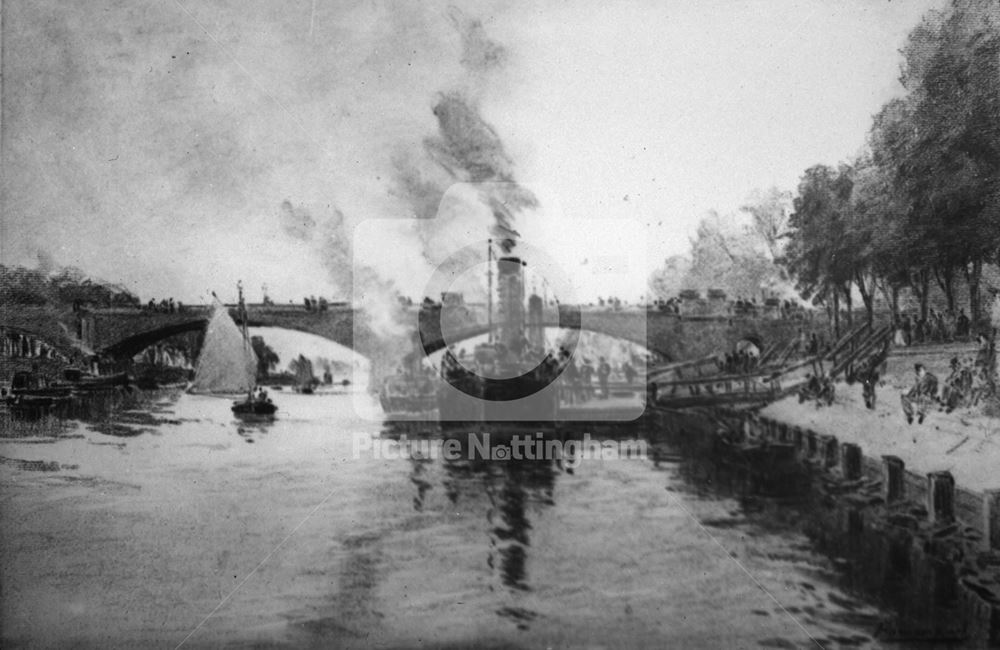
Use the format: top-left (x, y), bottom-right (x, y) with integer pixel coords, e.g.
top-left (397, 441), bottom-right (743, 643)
top-left (100, 318), bottom-right (209, 359)
top-left (418, 320), bottom-right (673, 361)
top-left (94, 312), bottom-right (399, 389)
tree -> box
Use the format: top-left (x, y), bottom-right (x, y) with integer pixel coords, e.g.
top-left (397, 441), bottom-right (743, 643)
top-left (895, 0), bottom-right (1000, 324)
top-left (740, 186), bottom-right (793, 263)
top-left (865, 98), bottom-right (941, 321)
top-left (250, 336), bottom-right (280, 379)
top-left (685, 211), bottom-right (783, 300)
top-left (647, 255), bottom-right (690, 301)
top-left (848, 156), bottom-right (902, 325)
top-left (784, 164), bottom-right (856, 336)
top-left (0, 264), bottom-right (139, 308)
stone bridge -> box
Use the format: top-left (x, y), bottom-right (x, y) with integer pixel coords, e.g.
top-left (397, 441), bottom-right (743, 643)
top-left (59, 303), bottom-right (826, 382)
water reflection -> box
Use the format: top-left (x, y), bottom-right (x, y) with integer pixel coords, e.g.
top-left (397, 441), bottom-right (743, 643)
top-left (409, 457), bottom-right (433, 511)
top-left (398, 429), bottom-right (563, 594)
top-left (1, 395), bottom-right (896, 647)
top-left (234, 417), bottom-right (275, 443)
top-left (1, 387), bottom-right (187, 439)
top-left (482, 458), bottom-right (554, 592)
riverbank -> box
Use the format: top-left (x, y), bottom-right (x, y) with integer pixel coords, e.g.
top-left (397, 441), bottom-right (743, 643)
top-left (763, 341), bottom-right (998, 491)
top-left (650, 379), bottom-right (1000, 646)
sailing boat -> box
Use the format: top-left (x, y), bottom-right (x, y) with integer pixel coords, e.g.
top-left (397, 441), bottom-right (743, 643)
top-left (188, 284), bottom-right (276, 415)
top-left (293, 354), bottom-right (315, 394)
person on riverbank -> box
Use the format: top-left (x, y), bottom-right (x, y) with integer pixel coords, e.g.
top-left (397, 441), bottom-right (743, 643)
top-left (901, 363), bottom-right (938, 425)
top-left (860, 367), bottom-right (878, 410)
top-left (940, 357), bottom-right (973, 413)
top-left (893, 318), bottom-right (907, 346)
top-left (957, 309), bottom-right (970, 338)
top-left (901, 314), bottom-right (913, 346)
top-left (799, 372), bottom-right (834, 407)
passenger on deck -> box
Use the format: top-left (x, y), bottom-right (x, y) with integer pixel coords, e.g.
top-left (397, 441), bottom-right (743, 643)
top-left (441, 346), bottom-right (461, 380)
top-left (597, 357), bottom-right (611, 399)
top-left (901, 363), bottom-right (938, 425)
top-left (622, 361), bottom-right (637, 385)
top-left (562, 359), bottom-right (580, 404)
top-left (580, 360), bottom-right (594, 400)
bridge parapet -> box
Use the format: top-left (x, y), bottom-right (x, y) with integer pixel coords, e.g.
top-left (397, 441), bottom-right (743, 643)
top-left (61, 303), bottom-right (832, 386)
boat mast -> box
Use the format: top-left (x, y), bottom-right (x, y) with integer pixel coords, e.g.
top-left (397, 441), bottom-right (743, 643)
top-left (237, 280), bottom-right (249, 349)
top-left (487, 239), bottom-right (494, 344)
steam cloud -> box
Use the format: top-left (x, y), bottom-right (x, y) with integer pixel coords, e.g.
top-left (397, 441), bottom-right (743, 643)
top-left (281, 6), bottom-right (538, 344)
top-left (280, 199), bottom-right (403, 340)
top-left (393, 6), bottom-right (538, 258)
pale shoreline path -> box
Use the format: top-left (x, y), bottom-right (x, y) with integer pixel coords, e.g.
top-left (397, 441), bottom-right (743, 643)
top-left (761, 341), bottom-right (1000, 493)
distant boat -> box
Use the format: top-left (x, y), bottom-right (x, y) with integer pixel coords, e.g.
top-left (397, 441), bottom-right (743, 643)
top-left (293, 354), bottom-right (316, 394)
top-left (187, 287), bottom-right (276, 416)
top-left (232, 394), bottom-right (277, 416)
top-left (188, 298), bottom-right (258, 395)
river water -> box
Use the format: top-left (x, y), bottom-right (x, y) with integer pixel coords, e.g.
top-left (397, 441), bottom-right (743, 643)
top-left (1, 391), bottom-right (889, 648)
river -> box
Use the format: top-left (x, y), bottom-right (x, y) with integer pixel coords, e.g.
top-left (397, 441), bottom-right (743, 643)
top-left (0, 390), bottom-right (889, 648)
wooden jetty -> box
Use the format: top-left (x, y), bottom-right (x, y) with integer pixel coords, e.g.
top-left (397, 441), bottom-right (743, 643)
top-left (646, 322), bottom-right (895, 411)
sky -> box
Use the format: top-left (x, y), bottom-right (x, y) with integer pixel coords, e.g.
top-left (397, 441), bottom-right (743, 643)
top-left (1, 0), bottom-right (948, 305)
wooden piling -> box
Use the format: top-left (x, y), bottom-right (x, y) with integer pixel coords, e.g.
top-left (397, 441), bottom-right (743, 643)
top-left (821, 436), bottom-right (838, 469)
top-left (806, 431), bottom-right (818, 460)
top-left (882, 455), bottom-right (905, 505)
top-left (928, 471), bottom-right (956, 525)
top-left (983, 490), bottom-right (1000, 551)
top-left (840, 443), bottom-right (862, 480)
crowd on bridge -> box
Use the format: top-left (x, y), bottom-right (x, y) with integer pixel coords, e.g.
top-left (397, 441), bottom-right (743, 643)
top-left (649, 294), bottom-right (811, 320)
top-left (141, 298), bottom-right (184, 314)
top-left (303, 296), bottom-right (330, 311)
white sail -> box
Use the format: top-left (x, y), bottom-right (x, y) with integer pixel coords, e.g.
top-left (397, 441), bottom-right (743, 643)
top-left (188, 301), bottom-right (258, 394)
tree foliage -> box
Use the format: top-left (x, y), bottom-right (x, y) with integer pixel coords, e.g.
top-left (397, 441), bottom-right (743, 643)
top-left (0, 264), bottom-right (139, 308)
top-left (250, 336), bottom-right (280, 378)
top-left (781, 0), bottom-right (1000, 327)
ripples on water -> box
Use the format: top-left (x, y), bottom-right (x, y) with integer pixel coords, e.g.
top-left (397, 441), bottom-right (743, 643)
top-left (0, 391), bottom-right (889, 648)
